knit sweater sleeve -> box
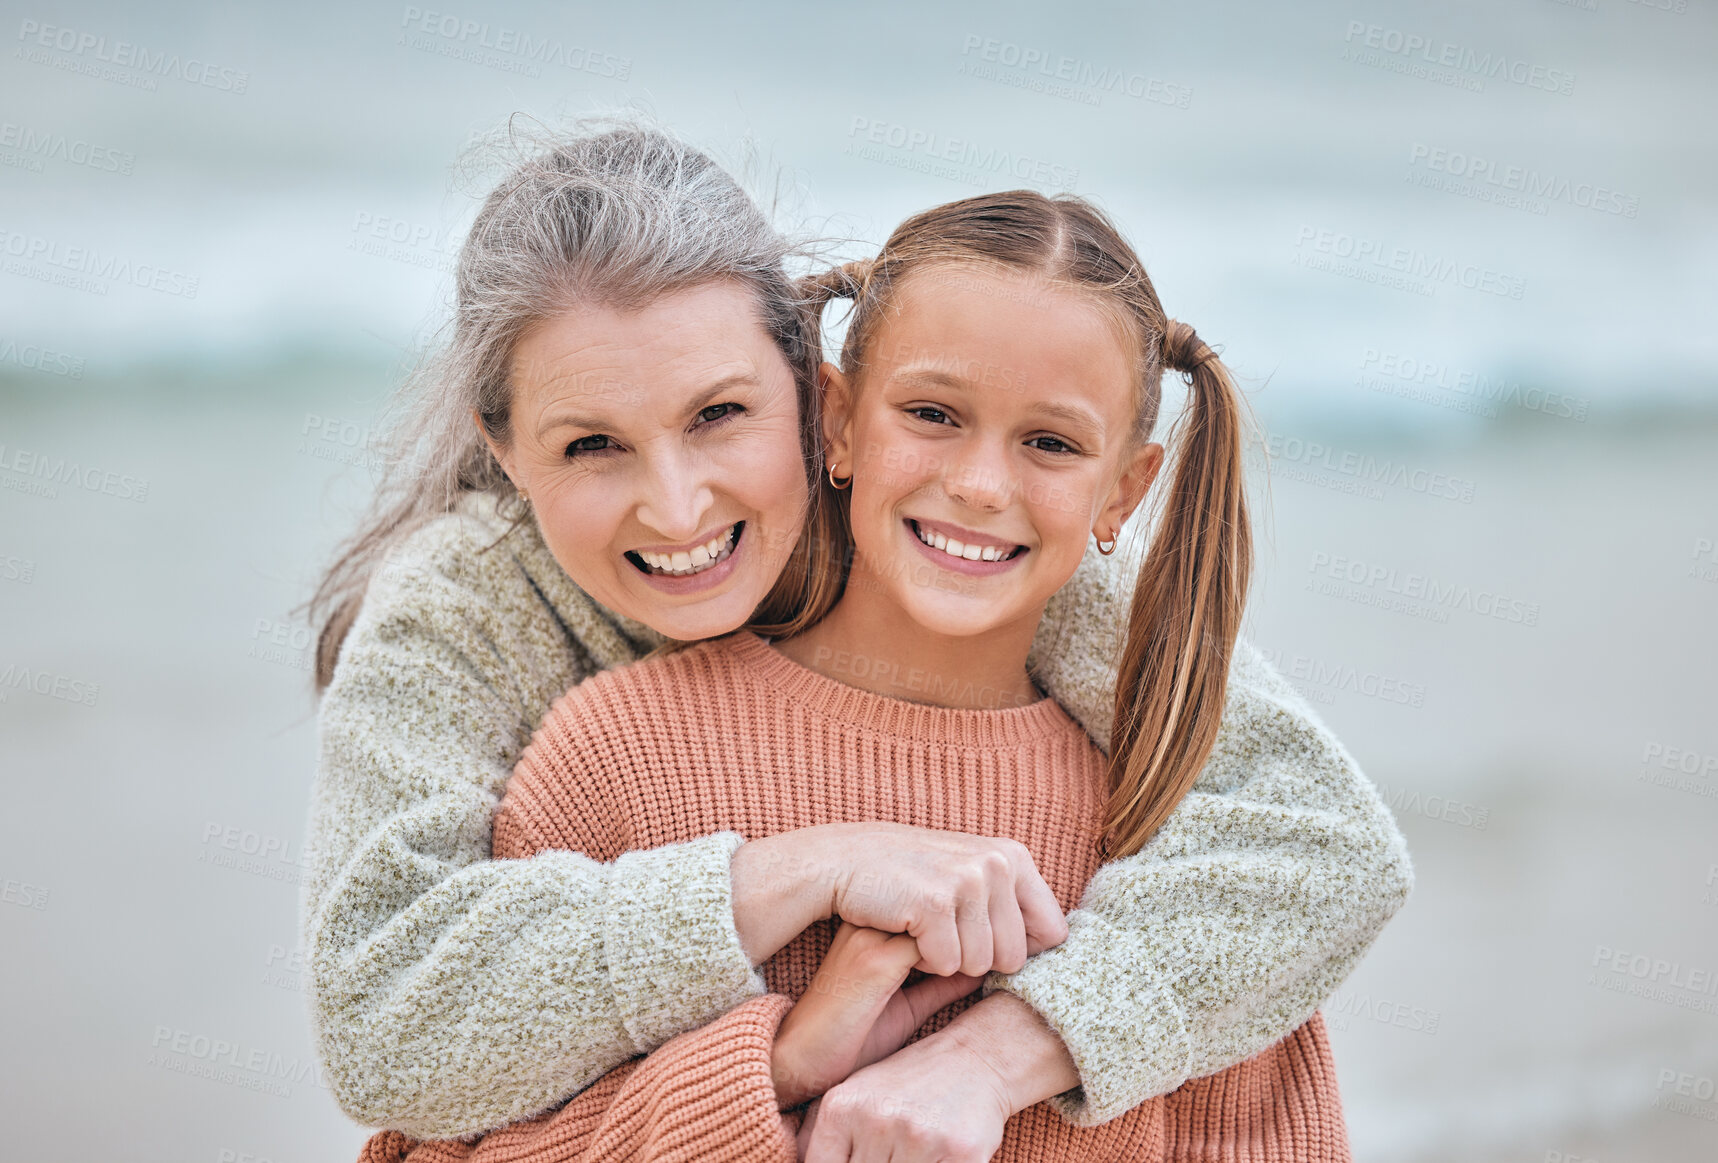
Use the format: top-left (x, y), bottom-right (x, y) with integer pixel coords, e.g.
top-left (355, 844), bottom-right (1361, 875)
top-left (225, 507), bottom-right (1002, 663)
top-left (301, 512), bottom-right (766, 1140)
top-left (357, 994), bottom-right (799, 1163)
top-left (1002, 540), bottom-right (1416, 1126)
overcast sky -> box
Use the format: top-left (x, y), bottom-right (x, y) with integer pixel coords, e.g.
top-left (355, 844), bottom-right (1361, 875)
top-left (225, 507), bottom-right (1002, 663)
top-left (3, 0), bottom-right (1713, 420)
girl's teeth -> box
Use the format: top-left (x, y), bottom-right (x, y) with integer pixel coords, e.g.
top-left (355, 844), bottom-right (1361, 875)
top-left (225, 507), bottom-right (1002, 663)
top-left (690, 545), bottom-right (711, 567)
top-left (914, 522), bottom-right (1013, 564)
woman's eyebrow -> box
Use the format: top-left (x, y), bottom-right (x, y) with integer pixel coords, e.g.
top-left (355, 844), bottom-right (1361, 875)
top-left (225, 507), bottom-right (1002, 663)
top-left (533, 372), bottom-right (761, 439)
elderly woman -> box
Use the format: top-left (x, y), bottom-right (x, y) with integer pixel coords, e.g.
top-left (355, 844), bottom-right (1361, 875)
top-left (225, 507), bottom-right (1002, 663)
top-left (302, 121), bottom-right (1411, 1150)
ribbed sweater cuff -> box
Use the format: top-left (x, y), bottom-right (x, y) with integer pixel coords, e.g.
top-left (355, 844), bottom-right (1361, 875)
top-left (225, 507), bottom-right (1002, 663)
top-left (606, 831), bottom-right (768, 1052)
top-left (632, 992), bottom-right (799, 1161)
top-left (983, 912), bottom-right (1193, 1126)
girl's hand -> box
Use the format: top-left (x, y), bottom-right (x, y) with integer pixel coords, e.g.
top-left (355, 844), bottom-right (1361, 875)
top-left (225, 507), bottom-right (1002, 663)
top-left (798, 1028), bottom-right (1013, 1163)
top-left (773, 921), bottom-right (983, 1110)
top-left (733, 823), bottom-right (1068, 977)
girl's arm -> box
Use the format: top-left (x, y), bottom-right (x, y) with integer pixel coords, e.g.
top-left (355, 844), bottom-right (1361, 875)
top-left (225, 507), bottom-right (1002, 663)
top-left (304, 510), bottom-right (780, 1139)
top-left (1007, 541), bottom-right (1416, 1125)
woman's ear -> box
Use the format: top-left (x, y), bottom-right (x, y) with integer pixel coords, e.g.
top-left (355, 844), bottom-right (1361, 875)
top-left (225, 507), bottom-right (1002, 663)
top-left (819, 361), bottom-right (856, 472)
top-left (473, 409), bottom-right (521, 491)
top-left (1095, 441), bottom-right (1164, 539)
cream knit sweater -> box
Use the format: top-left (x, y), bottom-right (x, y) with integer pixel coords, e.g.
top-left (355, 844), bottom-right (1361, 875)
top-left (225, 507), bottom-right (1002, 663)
top-left (301, 494), bottom-right (1413, 1140)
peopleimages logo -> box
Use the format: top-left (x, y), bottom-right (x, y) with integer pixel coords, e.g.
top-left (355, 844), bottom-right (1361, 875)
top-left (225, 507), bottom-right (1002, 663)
top-left (398, 7), bottom-right (632, 79)
top-left (0, 228), bottom-right (200, 299)
top-left (1293, 226), bottom-right (1525, 301)
top-left (0, 121), bottom-right (135, 175)
top-left (847, 117), bottom-right (1079, 192)
top-left (0, 664), bottom-right (99, 707)
top-left (1407, 143), bottom-right (1639, 218)
top-left (1340, 21), bottom-right (1576, 95)
top-left (0, 442), bottom-right (150, 501)
top-left (1358, 348), bottom-right (1589, 423)
top-left (0, 336), bottom-right (84, 379)
top-left (1260, 431), bottom-right (1476, 504)
top-left (15, 19), bottom-right (250, 93)
top-left (957, 34), bottom-right (1192, 109)
top-left (1308, 551), bottom-right (1541, 626)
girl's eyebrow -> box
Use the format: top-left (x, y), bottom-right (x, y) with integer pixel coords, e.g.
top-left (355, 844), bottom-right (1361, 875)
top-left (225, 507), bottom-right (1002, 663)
top-left (891, 366), bottom-right (1104, 438)
top-left (1028, 400), bottom-right (1104, 438)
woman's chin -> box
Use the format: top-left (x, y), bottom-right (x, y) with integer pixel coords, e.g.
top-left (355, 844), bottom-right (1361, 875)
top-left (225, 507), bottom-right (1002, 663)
top-left (607, 574), bottom-right (765, 642)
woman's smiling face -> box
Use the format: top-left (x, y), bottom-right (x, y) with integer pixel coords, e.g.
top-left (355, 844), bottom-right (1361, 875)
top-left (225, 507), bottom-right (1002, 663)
top-left (825, 261), bottom-right (1161, 642)
top-left (487, 280), bottom-right (810, 641)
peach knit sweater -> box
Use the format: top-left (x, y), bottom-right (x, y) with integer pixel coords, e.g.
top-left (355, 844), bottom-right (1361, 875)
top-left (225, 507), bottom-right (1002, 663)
top-left (362, 632), bottom-right (1350, 1163)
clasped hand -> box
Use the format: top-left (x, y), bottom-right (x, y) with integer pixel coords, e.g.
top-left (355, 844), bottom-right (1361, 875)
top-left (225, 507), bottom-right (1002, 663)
top-left (773, 922), bottom-right (1020, 1163)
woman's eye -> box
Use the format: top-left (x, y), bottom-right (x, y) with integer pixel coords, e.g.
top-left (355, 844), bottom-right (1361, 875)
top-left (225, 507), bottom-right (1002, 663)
top-left (694, 402), bottom-right (742, 425)
top-left (565, 434), bottom-right (615, 456)
top-left (909, 407), bottom-right (951, 425)
top-left (1027, 435), bottom-right (1075, 454)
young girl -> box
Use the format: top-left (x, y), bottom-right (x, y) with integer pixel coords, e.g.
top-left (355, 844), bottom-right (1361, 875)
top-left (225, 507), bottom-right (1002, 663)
top-left (360, 190), bottom-right (1374, 1162)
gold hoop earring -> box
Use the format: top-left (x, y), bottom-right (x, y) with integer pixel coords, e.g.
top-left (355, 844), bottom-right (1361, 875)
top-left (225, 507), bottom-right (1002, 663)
top-left (1095, 533), bottom-right (1117, 556)
top-left (827, 465), bottom-right (852, 491)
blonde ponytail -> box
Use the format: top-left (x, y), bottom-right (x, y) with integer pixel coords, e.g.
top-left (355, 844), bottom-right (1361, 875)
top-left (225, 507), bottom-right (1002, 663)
top-left (1101, 320), bottom-right (1253, 859)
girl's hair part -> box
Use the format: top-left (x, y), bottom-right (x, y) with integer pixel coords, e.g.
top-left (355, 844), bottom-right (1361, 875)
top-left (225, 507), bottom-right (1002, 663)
top-left (781, 191), bottom-right (1254, 860)
top-left (306, 115), bottom-right (835, 688)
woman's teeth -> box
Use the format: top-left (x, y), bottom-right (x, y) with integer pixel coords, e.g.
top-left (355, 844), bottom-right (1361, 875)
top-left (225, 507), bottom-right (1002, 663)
top-left (912, 521), bottom-right (1017, 563)
top-left (636, 525), bottom-right (738, 576)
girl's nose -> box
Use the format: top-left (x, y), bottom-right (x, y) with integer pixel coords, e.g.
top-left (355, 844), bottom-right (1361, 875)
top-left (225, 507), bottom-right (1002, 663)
top-left (943, 442), bottom-right (1013, 512)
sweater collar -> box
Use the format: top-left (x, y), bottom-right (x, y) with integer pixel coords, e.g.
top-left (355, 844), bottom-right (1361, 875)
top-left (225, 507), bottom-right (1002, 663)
top-left (456, 492), bottom-right (668, 667)
top-left (718, 632), bottom-right (1078, 750)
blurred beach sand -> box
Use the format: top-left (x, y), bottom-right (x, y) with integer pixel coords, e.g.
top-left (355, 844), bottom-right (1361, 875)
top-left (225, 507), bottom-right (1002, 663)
top-left (2, 369), bottom-right (1715, 1161)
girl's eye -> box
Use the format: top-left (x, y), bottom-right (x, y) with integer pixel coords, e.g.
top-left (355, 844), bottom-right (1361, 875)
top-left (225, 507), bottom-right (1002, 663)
top-left (565, 434), bottom-right (615, 457)
top-left (695, 402), bottom-right (742, 426)
top-left (909, 407), bottom-right (952, 425)
top-left (1027, 435), bottom-right (1075, 455)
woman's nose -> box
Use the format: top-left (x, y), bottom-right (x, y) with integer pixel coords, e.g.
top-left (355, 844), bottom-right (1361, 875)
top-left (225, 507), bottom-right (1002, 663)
top-left (634, 447), bottom-right (717, 543)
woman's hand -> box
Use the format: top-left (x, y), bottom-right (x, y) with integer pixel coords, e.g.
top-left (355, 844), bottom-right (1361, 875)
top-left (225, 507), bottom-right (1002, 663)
top-left (732, 823), bottom-right (1068, 976)
top-left (796, 1022), bottom-right (1014, 1163)
top-left (773, 921), bottom-right (983, 1109)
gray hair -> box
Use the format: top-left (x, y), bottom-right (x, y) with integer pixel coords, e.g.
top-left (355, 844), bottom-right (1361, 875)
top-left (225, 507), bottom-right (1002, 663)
top-left (309, 117), bottom-right (823, 687)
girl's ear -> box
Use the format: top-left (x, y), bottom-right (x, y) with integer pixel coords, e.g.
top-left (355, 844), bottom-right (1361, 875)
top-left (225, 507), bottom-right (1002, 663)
top-left (1096, 441), bottom-right (1165, 540)
top-left (819, 361), bottom-right (857, 471)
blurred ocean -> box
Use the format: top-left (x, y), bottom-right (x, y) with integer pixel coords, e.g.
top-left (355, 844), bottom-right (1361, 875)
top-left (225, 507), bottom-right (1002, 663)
top-left (3, 0), bottom-right (1715, 1159)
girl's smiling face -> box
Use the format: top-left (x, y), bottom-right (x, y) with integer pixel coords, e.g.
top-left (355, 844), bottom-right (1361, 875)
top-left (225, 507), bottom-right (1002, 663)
top-left (486, 280), bottom-right (810, 642)
top-left (823, 261), bottom-right (1163, 642)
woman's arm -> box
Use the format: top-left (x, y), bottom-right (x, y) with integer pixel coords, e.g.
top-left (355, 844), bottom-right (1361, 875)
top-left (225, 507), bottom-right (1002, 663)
top-left (1008, 540), bottom-right (1416, 1125)
top-left (304, 511), bottom-right (785, 1139)
top-left (356, 924), bottom-right (974, 1163)
top-left (358, 994), bottom-right (802, 1163)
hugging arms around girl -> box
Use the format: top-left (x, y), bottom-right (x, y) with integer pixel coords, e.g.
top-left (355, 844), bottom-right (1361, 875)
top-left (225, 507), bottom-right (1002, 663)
top-left (301, 125), bottom-right (1412, 1153)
